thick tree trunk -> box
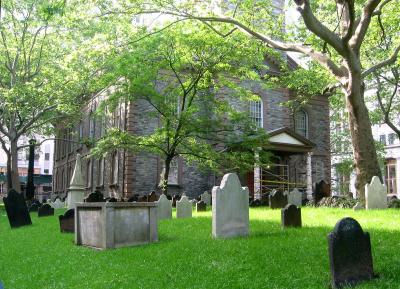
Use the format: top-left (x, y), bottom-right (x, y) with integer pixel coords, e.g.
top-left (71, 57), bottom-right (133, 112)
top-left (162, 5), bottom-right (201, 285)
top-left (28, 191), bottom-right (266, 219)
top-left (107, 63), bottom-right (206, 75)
top-left (9, 140), bottom-right (21, 193)
top-left (345, 76), bottom-right (382, 202)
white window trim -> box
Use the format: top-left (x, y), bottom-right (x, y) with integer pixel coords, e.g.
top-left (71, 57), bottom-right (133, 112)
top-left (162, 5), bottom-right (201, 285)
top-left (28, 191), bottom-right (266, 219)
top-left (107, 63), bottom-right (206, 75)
top-left (249, 99), bottom-right (264, 128)
top-left (295, 109), bottom-right (308, 138)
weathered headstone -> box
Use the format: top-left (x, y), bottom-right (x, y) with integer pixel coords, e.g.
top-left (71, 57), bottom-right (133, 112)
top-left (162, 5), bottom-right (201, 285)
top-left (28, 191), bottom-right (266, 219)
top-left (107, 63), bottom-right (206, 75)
top-left (196, 201), bottom-right (207, 212)
top-left (127, 194), bottom-right (139, 202)
top-left (50, 198), bottom-right (65, 209)
top-left (157, 194), bottom-right (172, 220)
top-left (281, 204), bottom-right (301, 228)
top-left (147, 191), bottom-right (158, 202)
top-left (172, 195), bottom-right (181, 207)
top-left (3, 189), bottom-right (32, 228)
top-left (200, 191), bottom-right (211, 205)
top-left (269, 190), bottom-right (287, 209)
top-left (84, 191), bottom-right (105, 202)
top-left (314, 180), bottom-right (331, 204)
top-left (176, 195), bottom-right (192, 218)
top-left (260, 193), bottom-right (269, 206)
top-left (67, 154), bottom-right (86, 209)
top-left (38, 204), bottom-right (54, 217)
top-left (328, 217), bottom-right (376, 288)
top-left (365, 176), bottom-right (387, 209)
top-left (249, 199), bottom-right (261, 207)
top-left (212, 173), bottom-right (249, 238)
top-left (59, 209), bottom-right (75, 233)
top-left (29, 202), bottom-right (41, 212)
top-left (353, 202), bottom-right (364, 211)
top-left (287, 188), bottom-right (302, 207)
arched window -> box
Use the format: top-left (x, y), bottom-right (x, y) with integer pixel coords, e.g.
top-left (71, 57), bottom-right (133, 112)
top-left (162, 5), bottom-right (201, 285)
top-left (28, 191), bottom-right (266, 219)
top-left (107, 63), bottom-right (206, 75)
top-left (295, 109), bottom-right (308, 138)
top-left (249, 99), bottom-right (263, 128)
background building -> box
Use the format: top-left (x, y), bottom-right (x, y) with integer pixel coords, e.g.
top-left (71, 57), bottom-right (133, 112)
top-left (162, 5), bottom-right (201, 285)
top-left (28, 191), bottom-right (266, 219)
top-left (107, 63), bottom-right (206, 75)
top-left (0, 136), bottom-right (54, 200)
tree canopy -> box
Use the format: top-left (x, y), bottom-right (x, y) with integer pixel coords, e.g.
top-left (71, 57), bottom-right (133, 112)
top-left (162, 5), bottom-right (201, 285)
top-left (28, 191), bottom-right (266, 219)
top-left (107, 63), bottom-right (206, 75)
top-left (92, 22), bottom-right (271, 192)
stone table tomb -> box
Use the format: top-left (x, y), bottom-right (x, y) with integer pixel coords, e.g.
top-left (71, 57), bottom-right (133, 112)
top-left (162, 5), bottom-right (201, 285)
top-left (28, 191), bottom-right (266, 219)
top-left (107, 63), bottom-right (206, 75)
top-left (75, 202), bottom-right (158, 250)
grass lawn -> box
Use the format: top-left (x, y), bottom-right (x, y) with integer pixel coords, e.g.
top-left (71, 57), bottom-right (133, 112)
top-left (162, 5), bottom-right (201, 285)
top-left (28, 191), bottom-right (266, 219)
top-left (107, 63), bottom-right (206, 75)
top-left (0, 207), bottom-right (400, 289)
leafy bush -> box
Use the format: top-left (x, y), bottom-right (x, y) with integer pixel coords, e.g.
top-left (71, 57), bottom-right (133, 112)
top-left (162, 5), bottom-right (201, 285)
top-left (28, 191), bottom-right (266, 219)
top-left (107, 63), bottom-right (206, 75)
top-left (388, 199), bottom-right (400, 208)
top-left (316, 196), bottom-right (358, 209)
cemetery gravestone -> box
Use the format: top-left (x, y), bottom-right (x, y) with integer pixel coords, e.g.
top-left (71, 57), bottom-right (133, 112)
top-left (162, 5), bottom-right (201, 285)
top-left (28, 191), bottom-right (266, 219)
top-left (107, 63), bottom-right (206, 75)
top-left (314, 180), bottom-right (331, 204)
top-left (260, 193), bottom-right (269, 206)
top-left (281, 204), bottom-right (301, 228)
top-left (172, 195), bottom-right (181, 207)
top-left (212, 173), bottom-right (249, 238)
top-left (38, 204), bottom-right (54, 217)
top-left (353, 202), bottom-right (364, 211)
top-left (29, 202), bottom-right (41, 212)
top-left (269, 190), bottom-right (287, 209)
top-left (85, 191), bottom-right (105, 203)
top-left (59, 209), bottom-right (75, 233)
top-left (127, 194), bottom-right (139, 202)
top-left (176, 195), bottom-right (192, 218)
top-left (196, 201), bottom-right (207, 212)
top-left (157, 194), bottom-right (172, 220)
top-left (3, 189), bottom-right (32, 228)
top-left (50, 198), bottom-right (65, 209)
top-left (365, 176), bottom-right (387, 209)
top-left (200, 191), bottom-right (211, 205)
top-left (287, 188), bottom-right (302, 207)
top-left (249, 199), bottom-right (261, 207)
top-left (328, 217), bottom-right (375, 289)
top-left (147, 191), bottom-right (158, 202)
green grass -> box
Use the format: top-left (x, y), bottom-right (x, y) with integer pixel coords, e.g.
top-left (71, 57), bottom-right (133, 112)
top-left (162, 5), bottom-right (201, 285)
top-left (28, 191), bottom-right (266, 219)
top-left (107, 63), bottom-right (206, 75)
top-left (0, 207), bottom-right (400, 289)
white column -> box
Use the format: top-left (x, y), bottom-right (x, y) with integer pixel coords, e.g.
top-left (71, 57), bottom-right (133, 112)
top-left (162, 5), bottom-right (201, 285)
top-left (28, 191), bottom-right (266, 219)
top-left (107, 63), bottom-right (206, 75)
top-left (254, 149), bottom-right (261, 200)
top-left (306, 152), bottom-right (313, 201)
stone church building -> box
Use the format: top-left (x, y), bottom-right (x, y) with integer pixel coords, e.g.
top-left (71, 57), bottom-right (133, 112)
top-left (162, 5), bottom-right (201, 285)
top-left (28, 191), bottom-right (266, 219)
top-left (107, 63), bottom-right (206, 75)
top-left (52, 55), bottom-right (330, 200)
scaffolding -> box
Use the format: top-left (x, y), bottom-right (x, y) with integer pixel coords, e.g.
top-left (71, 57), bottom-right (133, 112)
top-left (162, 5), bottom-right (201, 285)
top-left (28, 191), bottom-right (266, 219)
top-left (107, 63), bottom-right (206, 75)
top-left (260, 163), bottom-right (307, 193)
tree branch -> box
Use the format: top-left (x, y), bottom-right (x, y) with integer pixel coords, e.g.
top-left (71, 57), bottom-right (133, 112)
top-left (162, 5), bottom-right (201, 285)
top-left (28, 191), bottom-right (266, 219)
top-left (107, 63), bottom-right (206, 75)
top-left (17, 104), bottom-right (57, 137)
top-left (295, 0), bottom-right (346, 56)
top-left (180, 15), bottom-right (346, 79)
top-left (362, 44), bottom-right (400, 77)
top-left (350, 0), bottom-right (382, 50)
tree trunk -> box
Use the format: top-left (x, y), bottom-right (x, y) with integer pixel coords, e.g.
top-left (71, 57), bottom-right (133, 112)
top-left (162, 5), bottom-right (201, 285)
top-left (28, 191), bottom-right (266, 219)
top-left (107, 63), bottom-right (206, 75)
top-left (345, 76), bottom-right (382, 202)
top-left (6, 151), bottom-right (12, 190)
top-left (9, 140), bottom-right (21, 192)
top-left (160, 155), bottom-right (173, 195)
